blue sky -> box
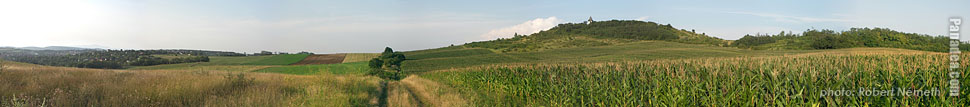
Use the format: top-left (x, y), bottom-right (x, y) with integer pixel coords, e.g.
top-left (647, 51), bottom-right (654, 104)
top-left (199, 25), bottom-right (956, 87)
top-left (0, 0), bottom-right (967, 53)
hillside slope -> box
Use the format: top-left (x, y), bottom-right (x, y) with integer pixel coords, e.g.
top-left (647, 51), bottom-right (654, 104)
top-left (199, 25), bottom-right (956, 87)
top-left (402, 40), bottom-right (935, 72)
top-left (464, 20), bottom-right (728, 53)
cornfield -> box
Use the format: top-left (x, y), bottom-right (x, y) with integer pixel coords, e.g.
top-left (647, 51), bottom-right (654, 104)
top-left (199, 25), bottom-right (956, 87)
top-left (423, 53), bottom-right (970, 106)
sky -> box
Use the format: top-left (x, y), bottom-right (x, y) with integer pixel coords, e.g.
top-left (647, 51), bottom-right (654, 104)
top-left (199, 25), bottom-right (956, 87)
top-left (0, 0), bottom-right (968, 53)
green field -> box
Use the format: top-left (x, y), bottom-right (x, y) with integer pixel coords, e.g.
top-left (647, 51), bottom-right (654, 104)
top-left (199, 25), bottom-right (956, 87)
top-left (255, 62), bottom-right (370, 75)
top-left (129, 54), bottom-right (310, 70)
top-left (402, 41), bottom-right (823, 72)
top-left (394, 40), bottom-right (968, 106)
top-left (243, 54), bottom-right (311, 65)
top-left (420, 52), bottom-right (969, 106)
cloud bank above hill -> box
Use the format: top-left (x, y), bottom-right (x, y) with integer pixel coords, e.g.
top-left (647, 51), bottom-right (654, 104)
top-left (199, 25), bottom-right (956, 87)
top-left (480, 17), bottom-right (563, 40)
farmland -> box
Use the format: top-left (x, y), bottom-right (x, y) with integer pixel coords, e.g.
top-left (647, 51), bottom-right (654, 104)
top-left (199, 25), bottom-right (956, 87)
top-left (128, 54), bottom-right (310, 71)
top-left (1, 41), bottom-right (967, 106)
top-left (291, 54), bottom-right (346, 65)
top-left (1, 20), bottom-right (967, 106)
top-left (401, 41), bottom-right (823, 72)
top-left (420, 50), bottom-right (969, 106)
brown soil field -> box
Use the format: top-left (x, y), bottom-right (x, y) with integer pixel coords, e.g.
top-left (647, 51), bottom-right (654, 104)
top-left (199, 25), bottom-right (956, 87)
top-left (291, 54), bottom-right (346, 65)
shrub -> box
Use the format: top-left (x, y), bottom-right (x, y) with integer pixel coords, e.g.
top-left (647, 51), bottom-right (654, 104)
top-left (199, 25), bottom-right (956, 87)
top-left (368, 47), bottom-right (407, 80)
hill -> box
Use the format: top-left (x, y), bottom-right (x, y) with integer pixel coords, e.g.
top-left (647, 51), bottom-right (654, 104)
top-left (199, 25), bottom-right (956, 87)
top-left (464, 20), bottom-right (728, 53)
top-left (403, 21), bottom-right (966, 72)
top-left (403, 40), bottom-right (930, 72)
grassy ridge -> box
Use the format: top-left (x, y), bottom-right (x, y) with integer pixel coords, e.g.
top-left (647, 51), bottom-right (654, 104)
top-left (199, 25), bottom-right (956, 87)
top-left (406, 48), bottom-right (494, 60)
top-left (421, 52), bottom-right (969, 106)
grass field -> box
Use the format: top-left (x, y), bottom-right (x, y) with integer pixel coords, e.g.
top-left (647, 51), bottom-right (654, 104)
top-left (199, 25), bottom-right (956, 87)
top-left (129, 54), bottom-right (309, 70)
top-left (247, 54), bottom-right (311, 65)
top-left (0, 60), bottom-right (384, 106)
top-left (255, 62), bottom-right (370, 75)
top-left (402, 41), bottom-right (824, 72)
top-left (342, 53), bottom-right (381, 63)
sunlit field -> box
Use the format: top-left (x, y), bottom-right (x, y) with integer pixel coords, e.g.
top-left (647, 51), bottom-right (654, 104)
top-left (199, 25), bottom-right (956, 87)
top-left (422, 52), bottom-right (970, 106)
top-left (0, 1), bottom-right (967, 106)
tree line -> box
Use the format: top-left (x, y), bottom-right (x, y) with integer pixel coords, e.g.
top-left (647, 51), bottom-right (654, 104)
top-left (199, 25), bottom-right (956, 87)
top-left (732, 28), bottom-right (970, 52)
top-left (0, 49), bottom-right (236, 69)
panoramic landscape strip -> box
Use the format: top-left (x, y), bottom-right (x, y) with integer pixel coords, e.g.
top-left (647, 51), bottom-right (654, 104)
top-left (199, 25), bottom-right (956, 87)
top-left (0, 0), bottom-right (968, 106)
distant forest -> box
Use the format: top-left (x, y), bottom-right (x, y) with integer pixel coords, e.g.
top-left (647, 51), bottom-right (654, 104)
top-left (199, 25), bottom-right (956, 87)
top-left (0, 49), bottom-right (243, 69)
top-left (733, 28), bottom-right (970, 52)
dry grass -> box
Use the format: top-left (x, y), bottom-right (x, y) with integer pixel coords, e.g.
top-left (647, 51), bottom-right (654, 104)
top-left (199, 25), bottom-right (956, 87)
top-left (386, 82), bottom-right (422, 107)
top-left (0, 61), bottom-right (382, 106)
top-left (373, 76), bottom-right (470, 107)
top-left (342, 53), bottom-right (380, 63)
top-left (295, 73), bottom-right (382, 106)
top-left (399, 76), bottom-right (468, 107)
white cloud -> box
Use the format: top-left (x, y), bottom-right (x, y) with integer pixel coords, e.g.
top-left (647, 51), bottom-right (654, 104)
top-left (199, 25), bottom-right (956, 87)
top-left (479, 17), bottom-right (563, 40)
top-left (636, 16), bottom-right (650, 21)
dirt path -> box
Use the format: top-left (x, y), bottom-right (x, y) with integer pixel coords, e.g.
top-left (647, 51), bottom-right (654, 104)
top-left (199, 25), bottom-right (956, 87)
top-left (291, 54), bottom-right (346, 65)
top-left (374, 75), bottom-right (467, 107)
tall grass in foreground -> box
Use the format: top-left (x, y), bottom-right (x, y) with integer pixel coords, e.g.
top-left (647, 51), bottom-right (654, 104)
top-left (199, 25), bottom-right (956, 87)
top-left (423, 53), bottom-right (970, 106)
top-left (0, 62), bottom-right (382, 106)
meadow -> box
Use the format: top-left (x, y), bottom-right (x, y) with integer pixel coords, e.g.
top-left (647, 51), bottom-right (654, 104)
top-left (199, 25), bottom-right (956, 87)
top-left (343, 53), bottom-right (382, 63)
top-left (0, 61), bottom-right (381, 106)
top-left (129, 54), bottom-right (310, 71)
top-left (255, 62), bottom-right (370, 75)
top-left (0, 54), bottom-right (387, 106)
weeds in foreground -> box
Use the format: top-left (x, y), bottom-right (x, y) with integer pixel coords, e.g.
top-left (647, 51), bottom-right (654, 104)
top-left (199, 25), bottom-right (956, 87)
top-left (0, 65), bottom-right (306, 106)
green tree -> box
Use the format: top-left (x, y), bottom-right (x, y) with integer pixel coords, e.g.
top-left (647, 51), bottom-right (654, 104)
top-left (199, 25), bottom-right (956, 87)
top-left (804, 29), bottom-right (855, 49)
top-left (369, 47), bottom-right (407, 80)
